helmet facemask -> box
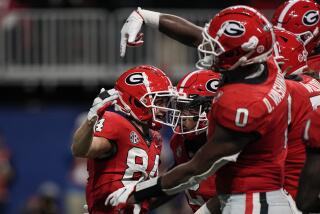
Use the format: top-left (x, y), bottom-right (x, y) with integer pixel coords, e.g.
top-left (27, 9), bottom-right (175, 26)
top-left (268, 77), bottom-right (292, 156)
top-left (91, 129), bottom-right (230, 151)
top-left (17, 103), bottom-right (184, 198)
top-left (171, 94), bottom-right (212, 134)
top-left (196, 24), bottom-right (225, 70)
top-left (140, 89), bottom-right (180, 127)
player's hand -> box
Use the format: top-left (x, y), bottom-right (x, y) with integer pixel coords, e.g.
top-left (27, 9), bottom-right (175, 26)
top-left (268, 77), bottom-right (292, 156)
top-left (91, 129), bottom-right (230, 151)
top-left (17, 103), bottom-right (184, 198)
top-left (83, 204), bottom-right (89, 214)
top-left (105, 178), bottom-right (143, 212)
top-left (87, 88), bottom-right (119, 121)
top-left (105, 181), bottom-right (137, 208)
top-left (120, 8), bottom-right (144, 57)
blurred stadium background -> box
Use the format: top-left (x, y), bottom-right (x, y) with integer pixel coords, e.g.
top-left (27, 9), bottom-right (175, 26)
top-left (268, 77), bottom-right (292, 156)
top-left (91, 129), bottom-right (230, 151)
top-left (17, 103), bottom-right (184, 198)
top-left (0, 0), bottom-right (288, 213)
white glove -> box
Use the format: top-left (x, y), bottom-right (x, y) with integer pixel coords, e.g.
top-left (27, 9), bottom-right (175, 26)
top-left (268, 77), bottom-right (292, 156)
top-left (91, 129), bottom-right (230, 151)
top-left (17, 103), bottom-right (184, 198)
top-left (120, 7), bottom-right (160, 57)
top-left (120, 9), bottom-right (144, 57)
top-left (105, 179), bottom-right (143, 213)
top-left (87, 88), bottom-right (119, 121)
top-left (83, 204), bottom-right (89, 214)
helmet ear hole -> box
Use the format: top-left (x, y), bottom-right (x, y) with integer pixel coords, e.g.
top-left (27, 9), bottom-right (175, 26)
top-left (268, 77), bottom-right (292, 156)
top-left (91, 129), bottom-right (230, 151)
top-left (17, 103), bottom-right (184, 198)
top-left (133, 99), bottom-right (144, 108)
top-left (128, 96), bottom-right (144, 108)
top-left (224, 49), bottom-right (239, 58)
top-left (128, 96), bottom-right (134, 105)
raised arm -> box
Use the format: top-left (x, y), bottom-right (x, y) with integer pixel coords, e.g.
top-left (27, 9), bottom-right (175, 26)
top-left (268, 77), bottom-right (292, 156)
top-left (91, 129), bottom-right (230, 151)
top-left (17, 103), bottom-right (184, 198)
top-left (159, 14), bottom-right (203, 47)
top-left (71, 88), bottom-right (118, 158)
top-left (120, 8), bottom-right (203, 57)
top-left (72, 118), bottom-right (97, 157)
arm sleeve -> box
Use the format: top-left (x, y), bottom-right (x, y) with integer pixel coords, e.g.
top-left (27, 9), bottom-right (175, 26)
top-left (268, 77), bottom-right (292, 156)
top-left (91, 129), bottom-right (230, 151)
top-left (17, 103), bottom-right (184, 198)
top-left (93, 112), bottom-right (121, 141)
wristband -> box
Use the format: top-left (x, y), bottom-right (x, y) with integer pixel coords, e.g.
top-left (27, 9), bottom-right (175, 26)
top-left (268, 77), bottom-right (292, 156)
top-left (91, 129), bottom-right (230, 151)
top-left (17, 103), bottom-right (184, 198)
top-left (134, 177), bottom-right (167, 202)
top-left (137, 7), bottom-right (160, 29)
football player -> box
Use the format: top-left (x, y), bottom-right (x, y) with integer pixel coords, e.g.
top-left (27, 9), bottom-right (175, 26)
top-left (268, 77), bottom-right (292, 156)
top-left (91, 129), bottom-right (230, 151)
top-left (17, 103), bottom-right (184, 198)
top-left (272, 0), bottom-right (320, 79)
top-left (296, 108), bottom-right (320, 213)
top-left (108, 6), bottom-right (293, 213)
top-left (272, 0), bottom-right (320, 56)
top-left (274, 28), bottom-right (320, 204)
top-left (71, 65), bottom-right (177, 213)
top-left (134, 70), bottom-right (221, 214)
top-left (169, 69), bottom-right (221, 213)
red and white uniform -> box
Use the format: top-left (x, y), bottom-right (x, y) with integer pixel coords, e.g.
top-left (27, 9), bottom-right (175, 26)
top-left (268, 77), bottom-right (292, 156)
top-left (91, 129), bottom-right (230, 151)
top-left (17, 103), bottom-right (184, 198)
top-left (304, 107), bottom-right (320, 149)
top-left (285, 74), bottom-right (320, 198)
top-left (208, 58), bottom-right (292, 213)
top-left (211, 59), bottom-right (289, 194)
top-left (86, 111), bottom-right (162, 214)
top-left (169, 132), bottom-right (216, 212)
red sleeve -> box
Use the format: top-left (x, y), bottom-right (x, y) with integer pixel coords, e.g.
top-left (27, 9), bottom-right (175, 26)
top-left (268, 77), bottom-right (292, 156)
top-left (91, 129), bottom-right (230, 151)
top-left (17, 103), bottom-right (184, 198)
top-left (304, 108), bottom-right (320, 149)
top-left (307, 55), bottom-right (320, 71)
top-left (211, 95), bottom-right (268, 134)
top-left (151, 131), bottom-right (163, 151)
top-left (93, 111), bottom-right (121, 141)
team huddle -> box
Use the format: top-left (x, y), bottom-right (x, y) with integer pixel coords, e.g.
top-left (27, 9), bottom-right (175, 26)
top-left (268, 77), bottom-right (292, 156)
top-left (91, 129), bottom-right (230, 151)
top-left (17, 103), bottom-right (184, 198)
top-left (71, 1), bottom-right (320, 213)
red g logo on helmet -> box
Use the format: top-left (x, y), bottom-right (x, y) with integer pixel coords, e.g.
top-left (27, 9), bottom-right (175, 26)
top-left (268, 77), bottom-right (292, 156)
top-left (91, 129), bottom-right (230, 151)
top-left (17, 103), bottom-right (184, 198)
top-left (125, 73), bottom-right (144, 85)
top-left (303, 10), bottom-right (319, 26)
top-left (205, 79), bottom-right (220, 92)
top-left (223, 21), bottom-right (245, 37)
top-left (196, 6), bottom-right (274, 71)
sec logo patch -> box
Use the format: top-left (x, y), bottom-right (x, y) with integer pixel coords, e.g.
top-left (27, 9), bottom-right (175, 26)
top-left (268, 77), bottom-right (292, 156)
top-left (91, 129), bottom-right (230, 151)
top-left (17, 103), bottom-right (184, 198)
top-left (130, 131), bottom-right (140, 144)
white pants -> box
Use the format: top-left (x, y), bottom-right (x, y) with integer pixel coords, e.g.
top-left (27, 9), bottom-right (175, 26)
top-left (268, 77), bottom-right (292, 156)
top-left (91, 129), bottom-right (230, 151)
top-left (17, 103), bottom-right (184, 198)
top-left (218, 189), bottom-right (299, 214)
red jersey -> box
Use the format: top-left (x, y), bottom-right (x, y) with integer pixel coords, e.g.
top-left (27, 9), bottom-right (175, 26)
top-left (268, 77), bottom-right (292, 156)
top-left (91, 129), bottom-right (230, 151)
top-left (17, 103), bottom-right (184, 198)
top-left (285, 75), bottom-right (320, 198)
top-left (86, 111), bottom-right (162, 214)
top-left (169, 132), bottom-right (216, 212)
top-left (211, 58), bottom-right (289, 194)
top-left (307, 55), bottom-right (320, 80)
top-left (307, 54), bottom-right (320, 72)
top-left (304, 108), bottom-right (320, 149)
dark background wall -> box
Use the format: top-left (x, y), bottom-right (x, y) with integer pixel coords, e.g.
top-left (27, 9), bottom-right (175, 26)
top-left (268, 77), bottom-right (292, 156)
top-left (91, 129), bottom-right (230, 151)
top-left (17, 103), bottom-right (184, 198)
top-left (0, 106), bottom-right (85, 213)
